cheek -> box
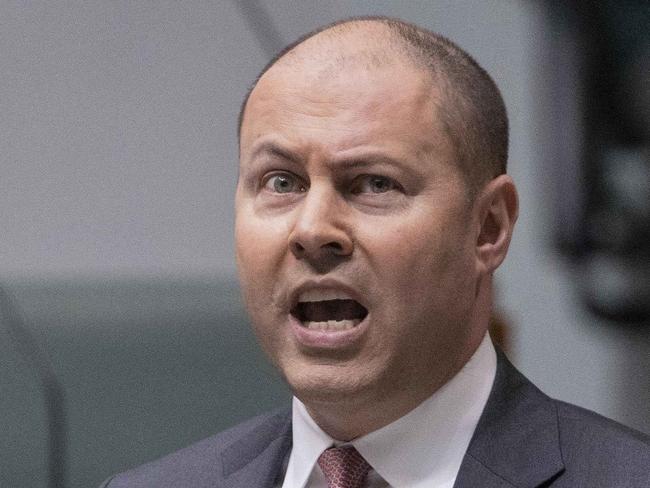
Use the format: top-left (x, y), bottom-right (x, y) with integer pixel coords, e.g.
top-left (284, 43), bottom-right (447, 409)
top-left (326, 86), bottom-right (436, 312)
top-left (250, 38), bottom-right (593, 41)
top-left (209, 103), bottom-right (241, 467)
top-left (235, 211), bottom-right (287, 273)
top-left (361, 219), bottom-right (445, 278)
top-left (360, 214), bottom-right (473, 306)
top-left (235, 210), bottom-right (293, 325)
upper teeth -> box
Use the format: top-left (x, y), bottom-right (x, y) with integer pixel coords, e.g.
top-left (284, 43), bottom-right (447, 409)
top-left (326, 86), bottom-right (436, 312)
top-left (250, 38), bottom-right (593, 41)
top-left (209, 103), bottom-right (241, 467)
top-left (298, 288), bottom-right (353, 302)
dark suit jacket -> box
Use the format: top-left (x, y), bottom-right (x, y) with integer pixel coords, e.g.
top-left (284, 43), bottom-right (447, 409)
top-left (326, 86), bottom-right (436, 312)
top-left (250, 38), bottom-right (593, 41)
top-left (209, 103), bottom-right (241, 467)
top-left (101, 352), bottom-right (650, 487)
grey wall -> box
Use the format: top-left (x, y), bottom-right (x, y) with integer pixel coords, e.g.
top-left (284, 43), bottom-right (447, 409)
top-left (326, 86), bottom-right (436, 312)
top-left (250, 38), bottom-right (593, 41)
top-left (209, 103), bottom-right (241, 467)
top-left (1, 0), bottom-right (259, 279)
top-left (2, 2), bottom-right (649, 486)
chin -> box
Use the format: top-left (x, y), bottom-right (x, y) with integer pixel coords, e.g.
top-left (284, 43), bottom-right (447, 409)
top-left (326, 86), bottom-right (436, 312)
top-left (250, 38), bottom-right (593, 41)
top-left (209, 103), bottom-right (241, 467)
top-left (282, 361), bottom-right (379, 405)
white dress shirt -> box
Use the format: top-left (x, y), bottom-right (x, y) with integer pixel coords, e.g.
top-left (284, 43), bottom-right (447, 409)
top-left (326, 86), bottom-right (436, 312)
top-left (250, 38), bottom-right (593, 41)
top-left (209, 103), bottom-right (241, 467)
top-left (280, 333), bottom-right (497, 488)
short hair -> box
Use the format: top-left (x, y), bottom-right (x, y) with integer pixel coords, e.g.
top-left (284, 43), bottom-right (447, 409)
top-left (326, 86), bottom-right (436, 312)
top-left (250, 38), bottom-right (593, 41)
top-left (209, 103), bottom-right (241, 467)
top-left (238, 16), bottom-right (508, 195)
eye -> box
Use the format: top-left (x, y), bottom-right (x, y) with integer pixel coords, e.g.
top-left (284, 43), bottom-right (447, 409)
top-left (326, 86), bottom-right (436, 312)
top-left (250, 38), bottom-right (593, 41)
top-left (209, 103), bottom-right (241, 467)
top-left (352, 175), bottom-right (400, 194)
top-left (262, 173), bottom-right (306, 194)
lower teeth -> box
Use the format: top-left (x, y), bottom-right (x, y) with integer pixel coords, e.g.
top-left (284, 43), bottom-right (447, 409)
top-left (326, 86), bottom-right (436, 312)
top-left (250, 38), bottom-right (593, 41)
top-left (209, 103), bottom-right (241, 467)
top-left (304, 319), bottom-right (361, 331)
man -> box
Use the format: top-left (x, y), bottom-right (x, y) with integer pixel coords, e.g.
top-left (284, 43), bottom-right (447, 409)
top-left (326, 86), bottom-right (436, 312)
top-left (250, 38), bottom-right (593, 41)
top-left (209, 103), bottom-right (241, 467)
top-left (102, 17), bottom-right (650, 488)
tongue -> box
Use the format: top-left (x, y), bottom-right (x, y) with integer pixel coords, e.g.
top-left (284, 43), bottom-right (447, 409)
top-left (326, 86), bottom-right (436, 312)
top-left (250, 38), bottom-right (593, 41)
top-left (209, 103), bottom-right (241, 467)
top-left (298, 299), bottom-right (366, 322)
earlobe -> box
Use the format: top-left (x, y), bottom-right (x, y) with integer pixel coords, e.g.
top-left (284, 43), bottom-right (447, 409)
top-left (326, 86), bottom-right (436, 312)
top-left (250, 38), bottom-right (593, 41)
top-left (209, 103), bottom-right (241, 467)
top-left (475, 175), bottom-right (519, 274)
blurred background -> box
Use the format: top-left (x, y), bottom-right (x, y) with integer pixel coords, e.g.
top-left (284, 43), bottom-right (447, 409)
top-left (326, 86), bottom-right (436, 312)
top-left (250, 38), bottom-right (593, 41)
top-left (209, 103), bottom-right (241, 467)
top-left (1, 1), bottom-right (648, 487)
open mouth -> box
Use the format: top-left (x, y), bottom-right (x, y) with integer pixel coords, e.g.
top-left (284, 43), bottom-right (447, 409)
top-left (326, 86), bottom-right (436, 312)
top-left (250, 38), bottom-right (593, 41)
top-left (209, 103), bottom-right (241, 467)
top-left (291, 299), bottom-right (368, 331)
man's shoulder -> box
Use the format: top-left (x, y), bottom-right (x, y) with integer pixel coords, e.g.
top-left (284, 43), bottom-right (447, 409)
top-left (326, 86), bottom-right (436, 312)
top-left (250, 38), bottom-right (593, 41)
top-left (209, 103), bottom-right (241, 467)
top-left (496, 350), bottom-right (650, 450)
top-left (553, 399), bottom-right (650, 474)
top-left (100, 407), bottom-right (291, 488)
top-left (466, 350), bottom-right (650, 487)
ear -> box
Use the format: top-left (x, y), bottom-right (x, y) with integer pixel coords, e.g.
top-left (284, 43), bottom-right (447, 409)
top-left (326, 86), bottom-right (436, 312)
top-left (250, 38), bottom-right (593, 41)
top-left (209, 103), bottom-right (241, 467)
top-left (474, 174), bottom-right (519, 274)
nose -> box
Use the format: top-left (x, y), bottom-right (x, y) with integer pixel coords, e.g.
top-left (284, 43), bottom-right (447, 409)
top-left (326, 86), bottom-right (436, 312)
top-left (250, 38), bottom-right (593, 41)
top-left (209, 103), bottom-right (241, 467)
top-left (288, 188), bottom-right (353, 263)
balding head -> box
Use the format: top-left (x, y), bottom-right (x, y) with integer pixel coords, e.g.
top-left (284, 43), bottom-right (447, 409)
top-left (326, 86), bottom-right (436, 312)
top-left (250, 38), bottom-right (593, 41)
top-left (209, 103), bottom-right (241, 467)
top-left (239, 16), bottom-right (508, 196)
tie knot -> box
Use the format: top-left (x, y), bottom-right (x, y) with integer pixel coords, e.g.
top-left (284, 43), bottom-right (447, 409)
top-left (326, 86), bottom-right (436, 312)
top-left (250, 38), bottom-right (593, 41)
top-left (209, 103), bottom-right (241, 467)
top-left (317, 445), bottom-right (371, 488)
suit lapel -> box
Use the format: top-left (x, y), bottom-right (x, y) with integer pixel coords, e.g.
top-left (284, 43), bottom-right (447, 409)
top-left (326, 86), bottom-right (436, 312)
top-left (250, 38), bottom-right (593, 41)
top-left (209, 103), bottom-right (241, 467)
top-left (221, 409), bottom-right (292, 488)
top-left (454, 350), bottom-right (565, 488)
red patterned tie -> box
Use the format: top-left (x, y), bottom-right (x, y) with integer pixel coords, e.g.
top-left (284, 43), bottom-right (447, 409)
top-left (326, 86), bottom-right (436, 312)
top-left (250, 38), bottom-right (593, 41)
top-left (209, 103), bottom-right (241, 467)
top-left (317, 446), bottom-right (371, 488)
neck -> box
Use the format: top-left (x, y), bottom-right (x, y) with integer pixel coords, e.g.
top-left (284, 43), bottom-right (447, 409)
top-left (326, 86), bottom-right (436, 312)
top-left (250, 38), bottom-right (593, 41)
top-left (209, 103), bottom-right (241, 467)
top-left (302, 386), bottom-right (439, 441)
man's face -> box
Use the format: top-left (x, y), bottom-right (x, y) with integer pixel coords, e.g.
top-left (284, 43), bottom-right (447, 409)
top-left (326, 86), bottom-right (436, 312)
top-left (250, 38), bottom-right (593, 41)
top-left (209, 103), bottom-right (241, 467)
top-left (235, 55), bottom-right (483, 412)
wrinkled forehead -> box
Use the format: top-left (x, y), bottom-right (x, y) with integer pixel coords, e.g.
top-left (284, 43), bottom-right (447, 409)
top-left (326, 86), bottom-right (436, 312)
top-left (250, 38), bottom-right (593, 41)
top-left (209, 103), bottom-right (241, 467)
top-left (238, 26), bottom-right (454, 167)
top-left (243, 24), bottom-right (436, 122)
top-left (242, 63), bottom-right (443, 154)
top-left (244, 40), bottom-right (442, 128)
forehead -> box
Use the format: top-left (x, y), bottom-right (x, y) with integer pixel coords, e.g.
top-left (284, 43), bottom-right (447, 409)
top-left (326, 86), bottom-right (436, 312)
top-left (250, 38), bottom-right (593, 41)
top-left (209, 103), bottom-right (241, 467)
top-left (241, 54), bottom-right (448, 162)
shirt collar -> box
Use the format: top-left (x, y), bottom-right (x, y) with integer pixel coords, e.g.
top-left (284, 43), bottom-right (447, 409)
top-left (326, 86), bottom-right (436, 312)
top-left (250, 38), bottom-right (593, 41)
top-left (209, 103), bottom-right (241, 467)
top-left (283, 396), bottom-right (335, 488)
top-left (285, 334), bottom-right (497, 488)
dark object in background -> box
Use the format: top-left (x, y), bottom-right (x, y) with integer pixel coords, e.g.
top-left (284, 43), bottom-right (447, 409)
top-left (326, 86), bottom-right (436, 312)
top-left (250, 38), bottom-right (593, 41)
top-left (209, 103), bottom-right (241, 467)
top-left (550, 1), bottom-right (650, 322)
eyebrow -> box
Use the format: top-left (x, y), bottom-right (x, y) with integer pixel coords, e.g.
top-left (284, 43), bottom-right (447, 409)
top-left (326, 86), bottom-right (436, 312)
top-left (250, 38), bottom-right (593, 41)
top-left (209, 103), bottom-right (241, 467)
top-left (248, 141), bottom-right (303, 165)
top-left (247, 139), bottom-right (422, 176)
top-left (333, 154), bottom-right (412, 172)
